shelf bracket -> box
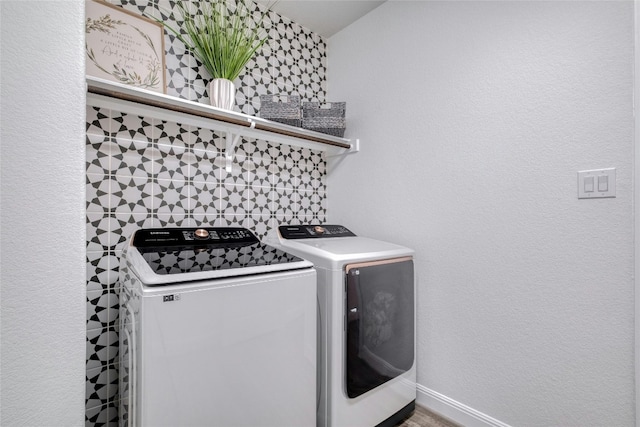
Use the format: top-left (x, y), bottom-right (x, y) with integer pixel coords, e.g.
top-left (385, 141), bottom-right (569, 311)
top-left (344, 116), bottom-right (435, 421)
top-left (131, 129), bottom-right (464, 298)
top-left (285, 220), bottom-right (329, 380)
top-left (326, 139), bottom-right (360, 170)
top-left (347, 138), bottom-right (360, 155)
top-left (225, 119), bottom-right (256, 172)
top-left (326, 138), bottom-right (360, 159)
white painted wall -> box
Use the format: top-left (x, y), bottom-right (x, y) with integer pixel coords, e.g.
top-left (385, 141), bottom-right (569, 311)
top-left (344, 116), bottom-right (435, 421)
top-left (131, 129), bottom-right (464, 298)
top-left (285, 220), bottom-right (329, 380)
top-left (0, 1), bottom-right (86, 425)
top-left (328, 2), bottom-right (634, 426)
top-left (635, 2), bottom-right (640, 423)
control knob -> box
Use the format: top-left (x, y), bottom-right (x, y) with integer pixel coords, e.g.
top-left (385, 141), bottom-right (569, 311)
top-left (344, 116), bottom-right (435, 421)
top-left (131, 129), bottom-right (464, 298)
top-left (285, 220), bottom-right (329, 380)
top-left (314, 226), bottom-right (325, 235)
top-left (194, 228), bottom-right (209, 239)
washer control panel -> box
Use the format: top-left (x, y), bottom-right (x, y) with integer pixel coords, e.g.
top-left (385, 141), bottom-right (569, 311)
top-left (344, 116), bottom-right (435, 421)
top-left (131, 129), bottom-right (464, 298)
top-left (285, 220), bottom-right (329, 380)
top-left (278, 224), bottom-right (356, 239)
top-left (133, 227), bottom-right (258, 248)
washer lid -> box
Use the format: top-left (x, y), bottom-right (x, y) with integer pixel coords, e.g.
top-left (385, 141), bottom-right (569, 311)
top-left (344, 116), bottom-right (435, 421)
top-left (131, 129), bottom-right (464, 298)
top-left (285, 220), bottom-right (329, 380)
top-left (127, 227), bottom-right (313, 285)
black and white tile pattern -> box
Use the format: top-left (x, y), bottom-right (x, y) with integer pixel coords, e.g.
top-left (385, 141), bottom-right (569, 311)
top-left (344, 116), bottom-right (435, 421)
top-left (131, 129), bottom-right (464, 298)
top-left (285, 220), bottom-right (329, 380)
top-left (107, 0), bottom-right (327, 114)
top-left (86, 1), bottom-right (328, 421)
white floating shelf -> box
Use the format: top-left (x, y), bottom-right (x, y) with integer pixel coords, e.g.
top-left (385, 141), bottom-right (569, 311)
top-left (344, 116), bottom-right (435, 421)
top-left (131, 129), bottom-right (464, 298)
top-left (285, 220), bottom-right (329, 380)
top-left (86, 76), bottom-right (358, 161)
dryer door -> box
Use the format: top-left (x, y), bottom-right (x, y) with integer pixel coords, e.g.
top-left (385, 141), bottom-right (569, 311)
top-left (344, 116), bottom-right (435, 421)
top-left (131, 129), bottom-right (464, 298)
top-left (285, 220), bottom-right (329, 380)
top-left (345, 257), bottom-right (414, 398)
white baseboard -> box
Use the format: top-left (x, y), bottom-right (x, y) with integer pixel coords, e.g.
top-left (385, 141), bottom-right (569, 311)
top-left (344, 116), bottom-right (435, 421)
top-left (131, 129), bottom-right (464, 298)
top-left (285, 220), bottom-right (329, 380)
top-left (416, 384), bottom-right (512, 427)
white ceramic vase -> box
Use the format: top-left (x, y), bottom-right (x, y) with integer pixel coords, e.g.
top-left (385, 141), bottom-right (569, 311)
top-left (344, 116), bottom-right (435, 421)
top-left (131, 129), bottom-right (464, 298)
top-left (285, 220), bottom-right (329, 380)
top-left (209, 78), bottom-right (236, 110)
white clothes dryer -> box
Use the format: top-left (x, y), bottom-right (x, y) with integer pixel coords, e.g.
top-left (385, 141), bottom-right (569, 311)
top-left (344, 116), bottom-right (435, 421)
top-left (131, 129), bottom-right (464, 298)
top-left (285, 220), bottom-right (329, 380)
top-left (267, 224), bottom-right (416, 427)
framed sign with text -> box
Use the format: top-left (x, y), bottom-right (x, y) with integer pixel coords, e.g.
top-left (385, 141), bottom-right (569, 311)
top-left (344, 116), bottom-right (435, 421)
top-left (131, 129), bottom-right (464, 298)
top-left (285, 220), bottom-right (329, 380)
top-left (85, 0), bottom-right (166, 93)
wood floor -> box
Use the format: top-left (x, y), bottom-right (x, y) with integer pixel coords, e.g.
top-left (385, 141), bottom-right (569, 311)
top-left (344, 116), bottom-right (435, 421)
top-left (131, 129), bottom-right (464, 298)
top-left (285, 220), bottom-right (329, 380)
top-left (396, 405), bottom-right (460, 427)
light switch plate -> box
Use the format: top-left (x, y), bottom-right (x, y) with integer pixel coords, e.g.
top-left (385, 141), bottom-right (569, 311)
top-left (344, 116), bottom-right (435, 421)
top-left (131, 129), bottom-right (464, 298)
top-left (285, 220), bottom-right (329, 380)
top-left (578, 168), bottom-right (616, 199)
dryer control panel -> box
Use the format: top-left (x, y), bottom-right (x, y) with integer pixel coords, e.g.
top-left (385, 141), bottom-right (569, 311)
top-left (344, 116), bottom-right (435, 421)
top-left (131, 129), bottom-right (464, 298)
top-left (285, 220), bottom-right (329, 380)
top-left (279, 224), bottom-right (356, 239)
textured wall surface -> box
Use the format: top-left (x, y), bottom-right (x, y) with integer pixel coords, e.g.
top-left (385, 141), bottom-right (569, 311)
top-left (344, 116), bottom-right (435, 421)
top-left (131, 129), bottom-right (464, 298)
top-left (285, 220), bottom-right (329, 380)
top-left (85, 1), bottom-right (328, 425)
top-left (328, 1), bottom-right (634, 426)
top-left (1, 1), bottom-right (87, 426)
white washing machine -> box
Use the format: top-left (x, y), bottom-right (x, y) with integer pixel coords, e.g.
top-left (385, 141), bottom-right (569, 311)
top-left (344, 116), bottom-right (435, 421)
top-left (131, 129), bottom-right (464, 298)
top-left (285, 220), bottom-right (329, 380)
top-left (267, 224), bottom-right (416, 427)
top-left (119, 227), bottom-right (316, 427)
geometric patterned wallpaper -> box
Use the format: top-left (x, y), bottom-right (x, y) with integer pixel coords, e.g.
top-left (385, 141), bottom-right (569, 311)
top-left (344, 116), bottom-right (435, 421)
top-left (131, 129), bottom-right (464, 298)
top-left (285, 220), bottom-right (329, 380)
top-left (121, 0), bottom-right (328, 112)
top-left (85, 1), bottom-right (328, 424)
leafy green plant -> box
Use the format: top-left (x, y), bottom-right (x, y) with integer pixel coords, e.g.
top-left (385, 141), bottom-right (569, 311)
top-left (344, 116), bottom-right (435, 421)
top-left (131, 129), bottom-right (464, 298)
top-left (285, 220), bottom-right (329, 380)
top-left (159, 0), bottom-right (273, 81)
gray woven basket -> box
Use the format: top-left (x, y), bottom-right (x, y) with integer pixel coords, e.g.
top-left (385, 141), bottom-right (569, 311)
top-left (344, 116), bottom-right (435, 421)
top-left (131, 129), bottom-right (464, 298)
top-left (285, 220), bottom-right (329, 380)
top-left (302, 102), bottom-right (346, 137)
top-left (259, 95), bottom-right (302, 127)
